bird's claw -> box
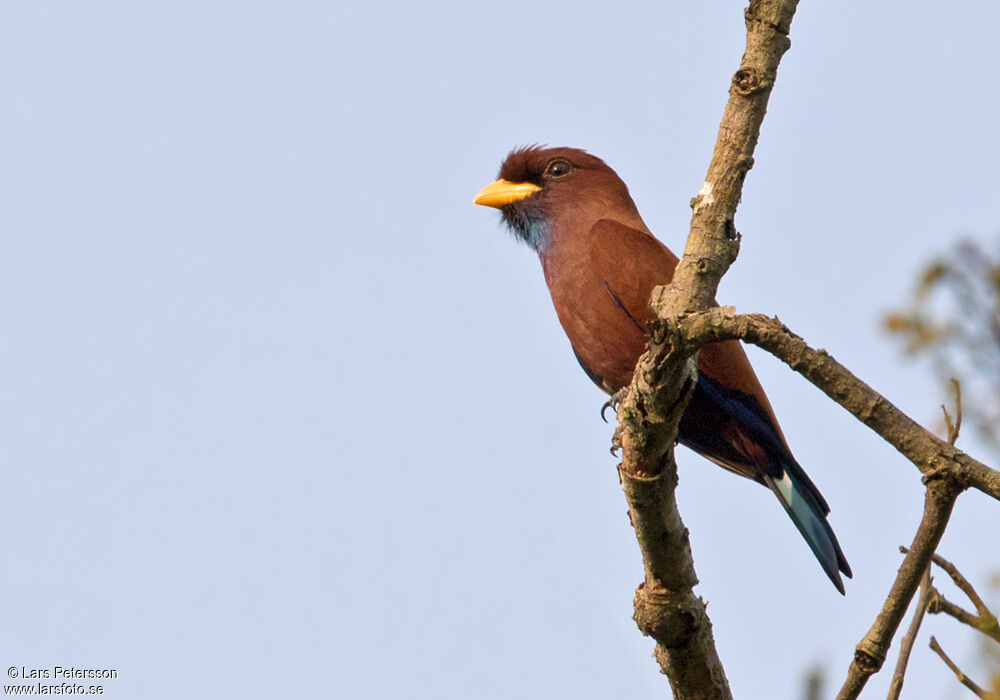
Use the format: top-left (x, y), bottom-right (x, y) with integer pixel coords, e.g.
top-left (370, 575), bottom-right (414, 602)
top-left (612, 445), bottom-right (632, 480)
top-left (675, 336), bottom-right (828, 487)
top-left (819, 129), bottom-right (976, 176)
top-left (610, 426), bottom-right (623, 456)
top-left (600, 387), bottom-right (630, 423)
top-left (600, 401), bottom-right (614, 423)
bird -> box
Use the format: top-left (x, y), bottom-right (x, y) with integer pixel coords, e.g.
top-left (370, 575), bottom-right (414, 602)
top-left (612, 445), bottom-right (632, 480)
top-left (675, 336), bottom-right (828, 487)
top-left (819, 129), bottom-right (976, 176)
top-left (474, 145), bottom-right (852, 593)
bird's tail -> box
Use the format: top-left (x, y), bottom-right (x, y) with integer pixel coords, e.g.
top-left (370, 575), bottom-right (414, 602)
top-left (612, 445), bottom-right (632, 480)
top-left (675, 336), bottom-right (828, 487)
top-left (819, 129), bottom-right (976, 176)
top-left (764, 462), bottom-right (852, 594)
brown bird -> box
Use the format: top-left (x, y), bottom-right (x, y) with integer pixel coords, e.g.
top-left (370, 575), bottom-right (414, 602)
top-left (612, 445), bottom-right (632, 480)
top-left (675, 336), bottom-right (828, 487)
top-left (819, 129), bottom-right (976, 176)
top-left (475, 146), bottom-right (851, 593)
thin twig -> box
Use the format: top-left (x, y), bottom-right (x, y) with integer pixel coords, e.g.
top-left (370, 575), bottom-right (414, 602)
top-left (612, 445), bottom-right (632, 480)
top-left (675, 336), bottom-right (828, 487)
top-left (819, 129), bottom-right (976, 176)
top-left (931, 552), bottom-right (995, 622)
top-left (929, 595), bottom-right (989, 634)
top-left (894, 547), bottom-right (1000, 645)
top-left (942, 378), bottom-right (963, 445)
top-left (886, 561), bottom-right (933, 700)
top-left (929, 636), bottom-right (992, 698)
top-left (803, 667), bottom-right (824, 700)
top-left (926, 552), bottom-right (1000, 644)
top-left (835, 479), bottom-right (962, 700)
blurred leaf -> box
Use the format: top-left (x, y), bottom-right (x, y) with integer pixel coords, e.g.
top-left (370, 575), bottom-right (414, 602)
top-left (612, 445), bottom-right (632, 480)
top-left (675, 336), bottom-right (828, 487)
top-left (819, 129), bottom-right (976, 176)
top-left (885, 237), bottom-right (1000, 455)
top-left (916, 260), bottom-right (948, 298)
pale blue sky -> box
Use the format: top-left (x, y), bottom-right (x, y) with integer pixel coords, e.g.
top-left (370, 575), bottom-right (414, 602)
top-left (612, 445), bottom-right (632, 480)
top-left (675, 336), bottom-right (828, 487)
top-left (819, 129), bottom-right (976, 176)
top-left (2, 2), bottom-right (998, 698)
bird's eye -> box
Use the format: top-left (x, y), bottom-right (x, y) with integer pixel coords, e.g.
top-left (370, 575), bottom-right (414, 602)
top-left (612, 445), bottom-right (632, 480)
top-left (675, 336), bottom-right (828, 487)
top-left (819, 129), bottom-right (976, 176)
top-left (545, 160), bottom-right (573, 178)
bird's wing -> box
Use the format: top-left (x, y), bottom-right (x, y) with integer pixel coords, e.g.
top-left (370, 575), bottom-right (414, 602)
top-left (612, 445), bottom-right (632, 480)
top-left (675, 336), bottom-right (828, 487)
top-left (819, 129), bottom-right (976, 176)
top-left (589, 221), bottom-right (850, 591)
top-left (588, 218), bottom-right (678, 329)
top-left (587, 218), bottom-right (797, 474)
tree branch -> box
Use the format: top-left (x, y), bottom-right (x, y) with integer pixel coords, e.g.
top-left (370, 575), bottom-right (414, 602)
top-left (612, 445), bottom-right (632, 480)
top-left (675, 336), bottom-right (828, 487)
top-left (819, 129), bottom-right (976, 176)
top-left (675, 309), bottom-right (1000, 501)
top-left (886, 563), bottom-right (934, 700)
top-left (835, 479), bottom-right (961, 700)
top-left (653, 307), bottom-right (998, 698)
top-left (929, 636), bottom-right (994, 699)
top-left (925, 551), bottom-right (1000, 644)
top-left (885, 545), bottom-right (1000, 698)
top-left (607, 3), bottom-right (998, 699)
top-left (612, 1), bottom-right (801, 696)
top-left (941, 378), bottom-right (963, 446)
top-left (622, 463), bottom-right (730, 698)
top-left (653, 0), bottom-right (799, 316)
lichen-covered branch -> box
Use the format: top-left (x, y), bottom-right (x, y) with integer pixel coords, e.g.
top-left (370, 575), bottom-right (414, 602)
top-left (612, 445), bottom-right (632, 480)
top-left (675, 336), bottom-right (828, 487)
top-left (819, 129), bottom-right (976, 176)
top-left (612, 1), bottom-right (801, 697)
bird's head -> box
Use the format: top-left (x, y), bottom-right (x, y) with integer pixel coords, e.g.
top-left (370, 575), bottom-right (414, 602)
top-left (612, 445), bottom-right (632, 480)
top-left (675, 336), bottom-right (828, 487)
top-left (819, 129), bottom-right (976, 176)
top-left (474, 146), bottom-right (637, 253)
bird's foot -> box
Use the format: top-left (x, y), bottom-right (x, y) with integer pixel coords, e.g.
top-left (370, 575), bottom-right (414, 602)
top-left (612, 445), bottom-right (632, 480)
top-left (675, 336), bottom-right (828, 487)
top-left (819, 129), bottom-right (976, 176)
top-left (610, 425), bottom-right (623, 456)
top-left (604, 387), bottom-right (630, 457)
top-left (600, 387), bottom-right (630, 423)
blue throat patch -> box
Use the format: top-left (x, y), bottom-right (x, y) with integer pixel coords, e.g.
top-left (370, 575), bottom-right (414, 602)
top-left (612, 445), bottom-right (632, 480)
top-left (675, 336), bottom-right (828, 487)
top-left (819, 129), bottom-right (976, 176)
top-left (503, 208), bottom-right (550, 254)
top-left (519, 215), bottom-right (550, 253)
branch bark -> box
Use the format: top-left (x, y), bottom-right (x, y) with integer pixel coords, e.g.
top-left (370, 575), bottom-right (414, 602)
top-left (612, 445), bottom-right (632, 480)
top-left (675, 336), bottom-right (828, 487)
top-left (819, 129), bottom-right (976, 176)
top-left (612, 1), bottom-right (801, 696)
top-left (925, 551), bottom-right (1000, 644)
top-left (607, 2), bottom-right (1000, 698)
top-left (929, 636), bottom-right (994, 699)
top-left (886, 564), bottom-right (933, 700)
top-left (653, 308), bottom-right (999, 697)
top-left (883, 546), bottom-right (1000, 697)
top-left (835, 481), bottom-right (960, 700)
top-left (675, 309), bottom-right (1000, 502)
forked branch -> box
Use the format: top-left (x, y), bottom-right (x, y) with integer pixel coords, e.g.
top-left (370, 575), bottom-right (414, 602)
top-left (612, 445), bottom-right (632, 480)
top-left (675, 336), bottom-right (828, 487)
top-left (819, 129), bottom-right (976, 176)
top-left (613, 2), bottom-right (801, 697)
top-left (610, 2), bottom-right (999, 699)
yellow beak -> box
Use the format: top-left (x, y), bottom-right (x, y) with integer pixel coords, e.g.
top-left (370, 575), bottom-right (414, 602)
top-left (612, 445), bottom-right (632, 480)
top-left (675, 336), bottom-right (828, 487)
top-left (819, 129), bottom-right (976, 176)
top-left (473, 179), bottom-right (542, 208)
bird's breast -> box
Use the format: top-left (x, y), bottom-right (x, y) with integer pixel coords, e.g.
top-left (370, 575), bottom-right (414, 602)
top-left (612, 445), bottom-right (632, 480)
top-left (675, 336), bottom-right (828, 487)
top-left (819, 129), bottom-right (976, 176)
top-left (541, 251), bottom-right (649, 393)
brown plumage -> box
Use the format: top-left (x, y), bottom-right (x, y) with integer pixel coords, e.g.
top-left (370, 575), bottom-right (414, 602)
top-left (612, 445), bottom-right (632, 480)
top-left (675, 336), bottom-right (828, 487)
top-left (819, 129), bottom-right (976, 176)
top-left (475, 146), bottom-right (852, 592)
